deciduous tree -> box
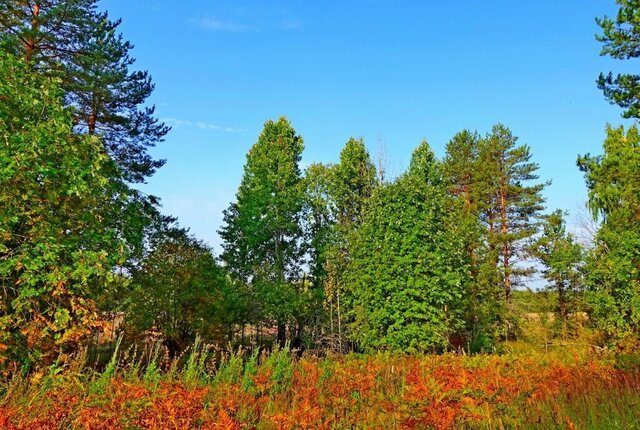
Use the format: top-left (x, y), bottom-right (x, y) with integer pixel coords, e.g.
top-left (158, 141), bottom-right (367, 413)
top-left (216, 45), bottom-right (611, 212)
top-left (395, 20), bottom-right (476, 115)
top-left (345, 141), bottom-right (468, 352)
top-left (0, 53), bottom-right (129, 369)
top-left (578, 124), bottom-right (640, 339)
top-left (219, 117), bottom-right (305, 345)
top-left (531, 210), bottom-right (584, 331)
top-left (126, 228), bottom-right (228, 356)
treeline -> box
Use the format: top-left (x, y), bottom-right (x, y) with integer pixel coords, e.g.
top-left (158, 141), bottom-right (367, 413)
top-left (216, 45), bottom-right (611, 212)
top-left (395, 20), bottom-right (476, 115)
top-left (1, 0), bottom-right (639, 372)
top-left (216, 119), bottom-right (568, 353)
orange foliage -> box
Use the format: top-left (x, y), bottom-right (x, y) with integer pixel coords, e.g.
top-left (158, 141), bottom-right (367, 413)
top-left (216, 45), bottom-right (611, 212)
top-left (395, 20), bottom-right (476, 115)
top-left (1, 354), bottom-right (639, 429)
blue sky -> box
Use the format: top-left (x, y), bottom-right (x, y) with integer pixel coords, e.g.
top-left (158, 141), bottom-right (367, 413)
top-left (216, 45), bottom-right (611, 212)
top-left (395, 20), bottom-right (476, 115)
top-left (101, 0), bottom-right (631, 252)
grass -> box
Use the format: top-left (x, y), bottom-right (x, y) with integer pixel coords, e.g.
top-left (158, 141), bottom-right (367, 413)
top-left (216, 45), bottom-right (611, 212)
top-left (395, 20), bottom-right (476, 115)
top-left (0, 343), bottom-right (639, 429)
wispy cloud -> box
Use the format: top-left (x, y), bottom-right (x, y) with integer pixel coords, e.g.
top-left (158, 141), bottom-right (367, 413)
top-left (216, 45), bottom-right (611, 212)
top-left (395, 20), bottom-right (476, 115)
top-left (280, 19), bottom-right (302, 30)
top-left (164, 118), bottom-right (246, 133)
top-left (197, 17), bottom-right (254, 33)
top-left (195, 11), bottom-right (302, 33)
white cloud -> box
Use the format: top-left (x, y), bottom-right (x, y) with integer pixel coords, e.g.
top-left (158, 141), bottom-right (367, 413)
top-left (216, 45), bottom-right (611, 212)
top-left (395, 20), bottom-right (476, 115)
top-left (164, 118), bottom-right (246, 133)
top-left (280, 19), bottom-right (302, 30)
top-left (197, 17), bottom-right (253, 33)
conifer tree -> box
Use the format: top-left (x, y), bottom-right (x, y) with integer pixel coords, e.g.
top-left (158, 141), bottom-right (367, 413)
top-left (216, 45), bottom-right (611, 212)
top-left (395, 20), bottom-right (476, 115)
top-left (443, 130), bottom-right (498, 349)
top-left (0, 0), bottom-right (168, 182)
top-left (477, 125), bottom-right (547, 303)
top-left (443, 130), bottom-right (483, 282)
top-left (596, 0), bottom-right (640, 119)
top-left (219, 117), bottom-right (305, 345)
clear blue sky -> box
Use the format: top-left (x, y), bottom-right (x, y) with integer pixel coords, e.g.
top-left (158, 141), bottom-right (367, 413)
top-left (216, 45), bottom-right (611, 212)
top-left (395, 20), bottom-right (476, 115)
top-left (102, 0), bottom-right (631, 252)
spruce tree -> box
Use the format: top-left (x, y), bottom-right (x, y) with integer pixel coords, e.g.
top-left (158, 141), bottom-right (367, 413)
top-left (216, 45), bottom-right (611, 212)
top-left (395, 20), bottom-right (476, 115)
top-left (219, 117), bottom-right (305, 345)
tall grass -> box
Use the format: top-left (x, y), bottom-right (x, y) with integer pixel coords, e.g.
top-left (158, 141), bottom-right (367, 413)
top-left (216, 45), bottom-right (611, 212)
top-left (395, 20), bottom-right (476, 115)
top-left (0, 341), bottom-right (639, 429)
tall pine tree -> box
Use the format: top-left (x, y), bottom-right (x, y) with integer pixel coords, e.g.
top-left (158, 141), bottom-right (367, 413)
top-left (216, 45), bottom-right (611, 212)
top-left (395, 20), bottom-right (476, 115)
top-left (596, 0), bottom-right (640, 119)
top-left (0, 0), bottom-right (169, 182)
top-left (477, 125), bottom-right (547, 303)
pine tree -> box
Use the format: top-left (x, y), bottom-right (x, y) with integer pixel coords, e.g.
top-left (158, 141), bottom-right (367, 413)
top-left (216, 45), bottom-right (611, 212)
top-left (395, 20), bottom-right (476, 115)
top-left (219, 117), bottom-right (305, 345)
top-left (443, 130), bottom-right (483, 283)
top-left (477, 125), bottom-right (547, 303)
top-left (443, 130), bottom-right (498, 349)
top-left (0, 0), bottom-right (169, 182)
top-left (596, 0), bottom-right (640, 119)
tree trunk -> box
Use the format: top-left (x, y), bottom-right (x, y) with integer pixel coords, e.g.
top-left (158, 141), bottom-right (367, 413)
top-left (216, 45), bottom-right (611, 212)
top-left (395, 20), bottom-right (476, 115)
top-left (277, 322), bottom-right (286, 347)
top-left (558, 286), bottom-right (568, 328)
top-left (25, 2), bottom-right (41, 63)
top-left (499, 173), bottom-right (511, 303)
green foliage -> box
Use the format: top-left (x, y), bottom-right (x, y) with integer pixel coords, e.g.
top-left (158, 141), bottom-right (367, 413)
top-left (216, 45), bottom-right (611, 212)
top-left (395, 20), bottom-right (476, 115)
top-left (142, 344), bottom-right (162, 389)
top-left (262, 344), bottom-right (295, 394)
top-left (302, 163), bottom-right (335, 290)
top-left (0, 52), bottom-right (131, 369)
top-left (531, 210), bottom-right (584, 330)
top-left (183, 336), bottom-right (210, 387)
top-left (443, 131), bottom-right (495, 348)
top-left (91, 336), bottom-right (121, 394)
top-left (345, 141), bottom-right (468, 352)
top-left (125, 228), bottom-right (228, 354)
top-left (213, 350), bottom-right (245, 386)
top-left (443, 126), bottom-right (547, 346)
top-left (323, 138), bottom-right (378, 346)
top-left (578, 124), bottom-right (640, 340)
top-left (241, 348), bottom-right (260, 393)
top-left (332, 138), bottom-right (378, 229)
top-left (219, 117), bottom-right (305, 342)
top-left (596, 0), bottom-right (640, 119)
top-left (0, 0), bottom-right (169, 182)
top-left (477, 125), bottom-right (547, 301)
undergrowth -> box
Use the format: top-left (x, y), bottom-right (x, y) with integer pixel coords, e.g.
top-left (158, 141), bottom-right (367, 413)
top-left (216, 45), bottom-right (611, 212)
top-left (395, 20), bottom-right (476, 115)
top-left (0, 341), bottom-right (639, 429)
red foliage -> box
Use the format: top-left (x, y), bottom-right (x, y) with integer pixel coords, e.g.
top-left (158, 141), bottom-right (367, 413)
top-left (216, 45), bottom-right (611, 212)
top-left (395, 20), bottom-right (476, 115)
top-left (1, 354), bottom-right (638, 429)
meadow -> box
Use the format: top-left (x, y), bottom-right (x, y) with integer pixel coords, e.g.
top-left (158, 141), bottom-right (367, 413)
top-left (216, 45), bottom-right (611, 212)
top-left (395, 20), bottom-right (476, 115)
top-left (1, 342), bottom-right (639, 429)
